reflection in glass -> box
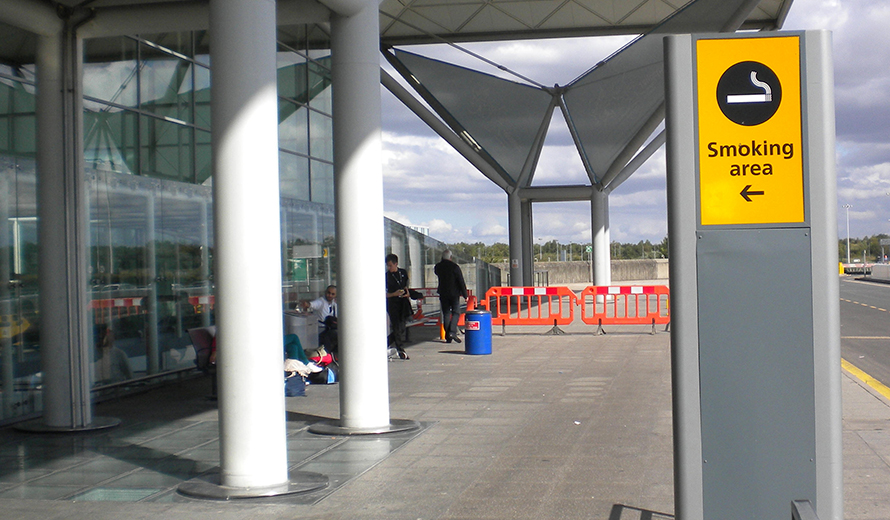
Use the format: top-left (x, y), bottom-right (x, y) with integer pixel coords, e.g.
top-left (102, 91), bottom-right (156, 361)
top-left (140, 117), bottom-right (193, 182)
top-left (196, 129), bottom-right (211, 185)
top-left (309, 109), bottom-right (332, 162)
top-left (279, 101), bottom-right (309, 155)
top-left (87, 171), bottom-right (214, 380)
top-left (280, 152), bottom-right (310, 201)
top-left (139, 50), bottom-right (193, 125)
top-left (194, 65), bottom-right (211, 129)
top-left (84, 36), bottom-right (139, 107)
top-left (139, 32), bottom-right (193, 59)
top-left (84, 108), bottom-right (138, 174)
top-left (310, 160), bottom-right (334, 205)
top-left (277, 50), bottom-right (307, 102)
top-left (307, 59), bottom-right (332, 113)
top-left (0, 25), bottom-right (500, 426)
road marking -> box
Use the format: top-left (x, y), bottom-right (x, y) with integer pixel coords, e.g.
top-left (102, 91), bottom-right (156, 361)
top-left (842, 359), bottom-right (890, 401)
top-left (839, 299), bottom-right (890, 314)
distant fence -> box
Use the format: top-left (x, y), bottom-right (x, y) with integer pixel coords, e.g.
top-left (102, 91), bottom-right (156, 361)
top-left (90, 297), bottom-right (145, 324)
top-left (476, 285), bottom-right (670, 335)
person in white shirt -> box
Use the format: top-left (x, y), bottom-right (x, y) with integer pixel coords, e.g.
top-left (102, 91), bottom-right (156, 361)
top-left (300, 285), bottom-right (338, 352)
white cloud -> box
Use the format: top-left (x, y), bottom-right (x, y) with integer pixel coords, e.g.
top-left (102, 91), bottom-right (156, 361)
top-left (471, 220), bottom-right (508, 238)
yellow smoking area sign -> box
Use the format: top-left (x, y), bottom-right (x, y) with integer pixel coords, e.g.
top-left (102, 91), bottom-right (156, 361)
top-left (696, 36), bottom-right (804, 226)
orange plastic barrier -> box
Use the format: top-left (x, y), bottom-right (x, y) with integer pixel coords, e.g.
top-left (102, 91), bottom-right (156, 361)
top-left (188, 295), bottom-right (215, 314)
top-left (481, 286), bottom-right (576, 334)
top-left (578, 285), bottom-right (670, 334)
top-left (409, 288), bottom-right (445, 327)
top-left (90, 297), bottom-right (145, 324)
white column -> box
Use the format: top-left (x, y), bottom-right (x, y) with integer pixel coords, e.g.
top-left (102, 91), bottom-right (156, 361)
top-left (591, 190), bottom-right (611, 286)
top-left (199, 200), bottom-right (212, 328)
top-left (0, 174), bottom-right (12, 418)
top-left (408, 232), bottom-right (422, 287)
top-left (331, 0), bottom-right (391, 430)
top-left (210, 0), bottom-right (288, 489)
top-left (521, 200), bottom-right (534, 286)
top-left (507, 190), bottom-right (522, 286)
top-left (144, 195), bottom-right (160, 373)
top-left (36, 31), bottom-right (94, 429)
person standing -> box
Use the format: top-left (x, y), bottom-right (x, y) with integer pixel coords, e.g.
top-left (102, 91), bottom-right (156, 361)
top-left (434, 249), bottom-right (468, 344)
top-left (385, 254), bottom-right (411, 359)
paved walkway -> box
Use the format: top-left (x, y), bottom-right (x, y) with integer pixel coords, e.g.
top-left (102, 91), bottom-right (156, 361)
top-left (0, 317), bottom-right (888, 519)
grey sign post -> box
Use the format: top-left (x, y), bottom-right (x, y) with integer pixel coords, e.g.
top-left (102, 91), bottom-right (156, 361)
top-left (665, 31), bottom-right (842, 520)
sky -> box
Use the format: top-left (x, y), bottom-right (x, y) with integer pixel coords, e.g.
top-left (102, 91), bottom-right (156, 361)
top-left (379, 0), bottom-right (890, 246)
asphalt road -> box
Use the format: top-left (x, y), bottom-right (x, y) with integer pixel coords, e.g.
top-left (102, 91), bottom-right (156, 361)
top-left (839, 276), bottom-right (890, 387)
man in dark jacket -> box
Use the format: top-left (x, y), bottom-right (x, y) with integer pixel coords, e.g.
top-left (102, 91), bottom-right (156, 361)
top-left (434, 249), bottom-right (468, 344)
top-left (385, 253), bottom-right (411, 359)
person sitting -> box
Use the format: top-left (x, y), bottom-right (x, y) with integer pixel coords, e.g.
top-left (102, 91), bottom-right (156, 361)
top-left (298, 285), bottom-right (338, 354)
top-left (93, 324), bottom-right (133, 386)
top-left (283, 333), bottom-right (322, 396)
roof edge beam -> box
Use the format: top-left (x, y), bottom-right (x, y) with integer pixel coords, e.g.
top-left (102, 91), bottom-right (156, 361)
top-left (78, 0), bottom-right (330, 39)
top-left (381, 68), bottom-right (512, 192)
top-left (603, 130), bottom-right (666, 194)
top-left (516, 94), bottom-right (558, 188)
top-left (1, 0), bottom-right (63, 37)
top-left (517, 185), bottom-right (594, 202)
top-left (559, 95), bottom-right (599, 185)
top-left (721, 0), bottom-right (764, 32)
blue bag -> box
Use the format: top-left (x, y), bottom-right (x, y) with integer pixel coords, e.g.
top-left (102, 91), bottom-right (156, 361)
top-left (285, 374), bottom-right (306, 396)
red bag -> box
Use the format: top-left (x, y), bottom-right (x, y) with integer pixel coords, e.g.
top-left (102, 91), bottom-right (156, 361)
top-left (309, 352), bottom-right (334, 365)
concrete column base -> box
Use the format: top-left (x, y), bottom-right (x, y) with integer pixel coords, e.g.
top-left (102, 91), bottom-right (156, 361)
top-left (15, 416), bottom-right (120, 433)
top-left (308, 418), bottom-right (421, 436)
top-left (178, 470), bottom-right (328, 500)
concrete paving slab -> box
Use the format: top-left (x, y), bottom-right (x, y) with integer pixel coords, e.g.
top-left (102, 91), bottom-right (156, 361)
top-left (0, 319), bottom-right (887, 519)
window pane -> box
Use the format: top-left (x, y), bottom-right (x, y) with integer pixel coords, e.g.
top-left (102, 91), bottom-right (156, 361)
top-left (194, 31), bottom-right (210, 66)
top-left (194, 65), bottom-right (211, 129)
top-left (279, 102), bottom-right (308, 154)
top-left (280, 152), bottom-right (309, 201)
top-left (307, 58), bottom-right (331, 113)
top-left (277, 50), bottom-right (307, 102)
top-left (0, 157), bottom-right (41, 422)
top-left (139, 32), bottom-right (193, 58)
top-left (84, 107), bottom-right (137, 174)
top-left (196, 129), bottom-right (211, 184)
top-left (141, 117), bottom-right (192, 182)
top-left (310, 159), bottom-right (333, 205)
top-left (140, 43), bottom-right (193, 124)
top-left (309, 109), bottom-right (331, 162)
top-left (84, 37), bottom-right (139, 108)
top-left (278, 25), bottom-right (307, 51)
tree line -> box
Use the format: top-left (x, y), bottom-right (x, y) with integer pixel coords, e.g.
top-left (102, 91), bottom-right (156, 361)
top-left (840, 234), bottom-right (890, 263)
top-left (447, 237), bottom-right (670, 264)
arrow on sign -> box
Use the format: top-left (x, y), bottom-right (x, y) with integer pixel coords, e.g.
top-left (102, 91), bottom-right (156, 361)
top-left (740, 185), bottom-right (765, 202)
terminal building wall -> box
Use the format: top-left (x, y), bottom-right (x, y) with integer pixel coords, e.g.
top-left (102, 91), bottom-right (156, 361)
top-left (0, 28), bottom-right (492, 425)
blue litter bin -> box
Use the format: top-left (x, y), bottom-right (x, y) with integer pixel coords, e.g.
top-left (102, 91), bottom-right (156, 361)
top-left (464, 310), bottom-right (492, 355)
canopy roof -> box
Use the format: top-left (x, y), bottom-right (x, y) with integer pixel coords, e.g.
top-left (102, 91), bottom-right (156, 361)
top-left (386, 0), bottom-right (791, 194)
top-left (0, 0), bottom-right (793, 64)
top-left (380, 0), bottom-right (793, 45)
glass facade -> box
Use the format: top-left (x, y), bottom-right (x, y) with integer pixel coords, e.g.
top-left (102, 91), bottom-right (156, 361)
top-left (0, 27), bottom-right (498, 425)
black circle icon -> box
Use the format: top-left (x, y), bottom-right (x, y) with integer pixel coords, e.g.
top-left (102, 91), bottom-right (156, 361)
top-left (716, 61), bottom-right (781, 126)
